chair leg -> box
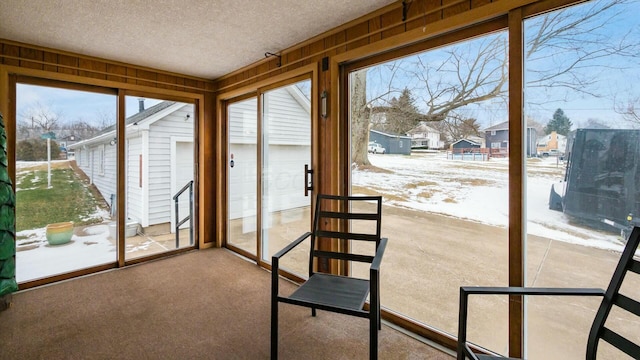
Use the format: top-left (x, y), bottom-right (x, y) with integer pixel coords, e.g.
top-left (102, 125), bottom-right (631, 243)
top-left (271, 296), bottom-right (278, 358)
top-left (377, 277), bottom-right (382, 330)
top-left (312, 307), bottom-right (316, 317)
top-left (370, 312), bottom-right (378, 360)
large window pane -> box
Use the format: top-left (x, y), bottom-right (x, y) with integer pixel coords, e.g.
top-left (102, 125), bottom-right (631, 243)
top-left (261, 80), bottom-right (312, 276)
top-left (524, 1), bottom-right (640, 359)
top-left (228, 97), bottom-right (258, 255)
top-left (123, 96), bottom-right (195, 260)
top-left (15, 84), bottom-right (116, 282)
top-left (349, 30), bottom-right (509, 350)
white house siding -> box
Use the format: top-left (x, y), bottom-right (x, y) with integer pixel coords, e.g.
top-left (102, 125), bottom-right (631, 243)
top-left (263, 144), bottom-right (310, 217)
top-left (229, 98), bottom-right (258, 145)
top-left (147, 104), bottom-right (194, 226)
top-left (171, 140), bottom-right (194, 230)
top-left (408, 122), bottom-right (443, 149)
top-left (228, 98), bottom-right (258, 220)
top-left (228, 143), bottom-right (257, 220)
top-left (74, 144), bottom-right (117, 208)
top-left (264, 87), bottom-right (310, 146)
top-left (126, 137), bottom-right (144, 224)
top-left (227, 87), bottom-right (311, 220)
top-left (427, 132), bottom-right (441, 149)
top-left (263, 88), bottom-right (310, 215)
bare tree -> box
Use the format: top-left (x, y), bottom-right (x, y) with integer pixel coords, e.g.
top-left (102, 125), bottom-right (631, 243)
top-left (95, 109), bottom-right (116, 130)
top-left (350, 0), bottom-right (639, 164)
top-left (19, 101), bottom-right (62, 132)
top-left (351, 62), bottom-right (405, 167)
top-left (525, 0), bottom-right (635, 100)
top-left (410, 34), bottom-right (508, 123)
top-left (615, 96), bottom-right (640, 127)
top-left (351, 69), bottom-right (371, 166)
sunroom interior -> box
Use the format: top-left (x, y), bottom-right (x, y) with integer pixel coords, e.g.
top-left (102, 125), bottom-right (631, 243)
top-left (1, 0), bottom-right (639, 359)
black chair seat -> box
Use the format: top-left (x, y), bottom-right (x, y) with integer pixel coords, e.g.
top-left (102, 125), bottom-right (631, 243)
top-left (288, 273), bottom-right (369, 313)
top-left (272, 194), bottom-right (387, 360)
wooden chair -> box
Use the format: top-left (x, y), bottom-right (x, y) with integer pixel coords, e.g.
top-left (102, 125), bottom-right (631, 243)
top-left (457, 226), bottom-right (640, 360)
top-left (271, 194), bottom-right (388, 360)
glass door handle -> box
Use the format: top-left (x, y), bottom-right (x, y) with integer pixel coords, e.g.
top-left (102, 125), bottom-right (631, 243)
top-left (304, 164), bottom-right (313, 196)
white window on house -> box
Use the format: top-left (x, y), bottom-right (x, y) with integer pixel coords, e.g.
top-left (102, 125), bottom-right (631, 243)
top-left (98, 145), bottom-right (105, 175)
top-left (399, 141), bottom-right (403, 148)
top-left (491, 142), bottom-right (501, 149)
top-left (491, 130), bottom-right (496, 136)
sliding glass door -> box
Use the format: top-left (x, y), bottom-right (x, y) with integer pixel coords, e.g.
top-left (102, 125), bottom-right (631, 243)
top-left (123, 96), bottom-right (196, 261)
top-left (15, 83), bottom-right (117, 282)
top-left (14, 80), bottom-right (199, 285)
top-left (227, 78), bottom-right (313, 275)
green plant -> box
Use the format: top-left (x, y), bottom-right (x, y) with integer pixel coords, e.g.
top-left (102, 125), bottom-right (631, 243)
top-left (0, 112), bottom-right (18, 302)
top-left (16, 138), bottom-right (61, 161)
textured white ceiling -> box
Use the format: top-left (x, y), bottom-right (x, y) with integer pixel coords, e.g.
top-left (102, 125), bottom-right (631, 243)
top-left (0, 0), bottom-right (397, 79)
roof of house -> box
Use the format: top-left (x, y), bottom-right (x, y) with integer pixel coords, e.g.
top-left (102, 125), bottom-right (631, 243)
top-left (371, 129), bottom-right (411, 139)
top-left (483, 121), bottom-right (509, 132)
top-left (407, 121), bottom-right (440, 135)
top-left (483, 120), bottom-right (537, 132)
top-left (69, 101), bottom-right (182, 149)
top-left (95, 101), bottom-right (177, 136)
top-left (451, 138), bottom-right (481, 146)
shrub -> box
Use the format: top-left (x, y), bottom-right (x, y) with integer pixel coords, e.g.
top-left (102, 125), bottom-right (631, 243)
top-left (16, 138), bottom-right (61, 161)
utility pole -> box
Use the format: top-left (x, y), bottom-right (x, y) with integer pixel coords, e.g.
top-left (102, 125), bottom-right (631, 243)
top-left (41, 132), bottom-right (56, 188)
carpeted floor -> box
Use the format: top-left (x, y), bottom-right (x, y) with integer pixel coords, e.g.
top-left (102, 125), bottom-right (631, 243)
top-left (0, 248), bottom-right (452, 359)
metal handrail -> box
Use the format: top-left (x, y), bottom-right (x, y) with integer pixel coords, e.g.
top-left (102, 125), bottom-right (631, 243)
top-left (173, 180), bottom-right (194, 248)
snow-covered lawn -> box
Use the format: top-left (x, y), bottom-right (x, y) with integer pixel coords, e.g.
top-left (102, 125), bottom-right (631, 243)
top-left (353, 152), bottom-right (625, 252)
top-left (16, 224), bottom-right (115, 282)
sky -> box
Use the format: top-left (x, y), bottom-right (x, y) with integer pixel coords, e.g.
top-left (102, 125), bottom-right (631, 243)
top-left (363, 0), bottom-right (640, 130)
top-left (16, 84), bottom-right (163, 128)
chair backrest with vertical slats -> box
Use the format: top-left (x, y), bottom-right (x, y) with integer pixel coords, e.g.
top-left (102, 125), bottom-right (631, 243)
top-left (586, 226), bottom-right (640, 359)
top-left (309, 194), bottom-right (382, 276)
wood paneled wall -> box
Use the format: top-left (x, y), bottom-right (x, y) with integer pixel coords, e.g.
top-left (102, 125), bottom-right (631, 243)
top-left (0, 40), bottom-right (213, 93)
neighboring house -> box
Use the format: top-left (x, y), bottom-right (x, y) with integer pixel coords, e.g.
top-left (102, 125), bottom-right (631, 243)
top-left (450, 138), bottom-right (481, 151)
top-left (69, 101), bottom-right (194, 231)
top-left (448, 138), bottom-right (487, 161)
top-left (369, 129), bottom-right (411, 155)
top-left (537, 131), bottom-right (567, 154)
top-left (228, 85), bottom-right (311, 220)
top-left (483, 120), bottom-right (538, 157)
top-left (406, 121), bottom-right (443, 149)
top-left (465, 135), bottom-right (485, 148)
top-left (58, 134), bottom-right (82, 159)
top-left (369, 110), bottom-right (388, 129)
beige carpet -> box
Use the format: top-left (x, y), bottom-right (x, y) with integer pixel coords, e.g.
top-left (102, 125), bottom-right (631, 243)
top-left (0, 248), bottom-right (452, 359)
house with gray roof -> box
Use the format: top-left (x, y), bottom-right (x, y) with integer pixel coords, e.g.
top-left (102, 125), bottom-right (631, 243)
top-left (483, 120), bottom-right (538, 157)
top-left (69, 101), bottom-right (195, 232)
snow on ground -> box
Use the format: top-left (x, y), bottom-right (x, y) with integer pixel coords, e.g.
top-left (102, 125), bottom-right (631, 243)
top-left (353, 152), bottom-right (626, 252)
top-left (13, 154), bottom-right (628, 282)
top-left (16, 223), bottom-right (115, 282)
